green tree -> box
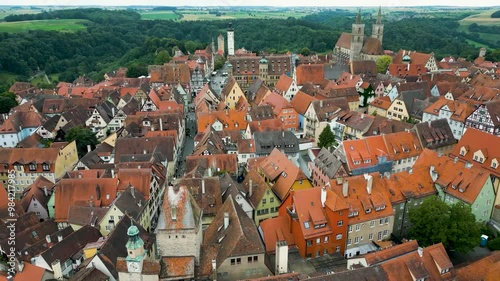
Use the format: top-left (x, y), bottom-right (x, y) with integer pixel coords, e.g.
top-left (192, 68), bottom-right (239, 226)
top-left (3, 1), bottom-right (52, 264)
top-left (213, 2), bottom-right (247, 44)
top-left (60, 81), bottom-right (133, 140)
top-left (409, 197), bottom-right (481, 253)
top-left (300, 47), bottom-right (311, 56)
top-left (317, 124), bottom-right (336, 149)
top-left (214, 56), bottom-right (225, 71)
top-left (64, 126), bottom-right (99, 158)
top-left (126, 63), bottom-right (147, 78)
top-left (0, 92), bottom-right (18, 114)
top-left (154, 50), bottom-right (171, 65)
top-left (376, 55), bottom-right (392, 74)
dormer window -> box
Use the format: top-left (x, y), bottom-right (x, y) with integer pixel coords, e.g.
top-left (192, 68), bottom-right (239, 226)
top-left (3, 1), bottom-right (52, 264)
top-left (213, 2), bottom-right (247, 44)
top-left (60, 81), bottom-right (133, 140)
top-left (492, 161), bottom-right (497, 169)
top-left (441, 268), bottom-right (450, 274)
top-left (365, 208), bottom-right (371, 214)
top-left (29, 163), bottom-right (36, 171)
top-left (42, 164), bottom-right (50, 171)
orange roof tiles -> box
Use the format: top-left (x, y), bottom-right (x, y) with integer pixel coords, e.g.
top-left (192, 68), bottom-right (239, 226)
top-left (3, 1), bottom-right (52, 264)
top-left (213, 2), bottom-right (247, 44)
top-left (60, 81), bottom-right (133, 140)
top-left (296, 64), bottom-right (324, 85)
top-left (54, 178), bottom-right (118, 222)
top-left (292, 188), bottom-right (335, 239)
top-left (364, 240), bottom-right (419, 265)
top-left (196, 109), bottom-right (248, 132)
top-left (274, 74), bottom-right (294, 93)
top-left (450, 128), bottom-right (500, 178)
top-left (369, 96), bottom-right (393, 110)
top-left (259, 216), bottom-right (295, 253)
top-left (290, 91), bottom-right (317, 115)
top-left (259, 92), bottom-right (292, 116)
top-left (259, 149), bottom-right (310, 200)
top-left (343, 135), bottom-right (389, 172)
top-left (160, 256), bottom-right (195, 279)
top-left (456, 251), bottom-right (500, 281)
top-left (382, 131), bottom-right (422, 161)
top-left (388, 63), bottom-right (427, 77)
top-left (413, 149), bottom-right (491, 204)
top-left (329, 174), bottom-right (394, 225)
top-left (393, 50), bottom-right (432, 65)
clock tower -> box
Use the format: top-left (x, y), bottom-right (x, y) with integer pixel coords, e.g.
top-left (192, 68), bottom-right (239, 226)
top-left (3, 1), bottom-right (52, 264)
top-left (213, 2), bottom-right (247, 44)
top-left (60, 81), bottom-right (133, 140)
top-left (125, 223), bottom-right (146, 273)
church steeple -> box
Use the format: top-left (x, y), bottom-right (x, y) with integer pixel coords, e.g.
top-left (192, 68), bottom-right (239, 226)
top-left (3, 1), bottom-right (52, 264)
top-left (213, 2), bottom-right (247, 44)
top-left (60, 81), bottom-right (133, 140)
top-left (350, 9), bottom-right (365, 62)
top-left (376, 6), bottom-right (382, 24)
top-left (125, 222), bottom-right (146, 273)
top-left (372, 6), bottom-right (384, 45)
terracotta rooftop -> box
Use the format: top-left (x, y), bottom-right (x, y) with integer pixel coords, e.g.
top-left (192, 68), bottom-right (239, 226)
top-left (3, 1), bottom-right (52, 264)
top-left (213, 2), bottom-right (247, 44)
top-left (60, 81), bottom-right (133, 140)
top-left (259, 216), bottom-right (295, 253)
top-left (177, 177), bottom-right (222, 218)
top-left (456, 251), bottom-right (500, 281)
top-left (414, 119), bottom-right (457, 150)
top-left (274, 74), bottom-right (294, 93)
top-left (342, 135), bottom-right (389, 172)
top-left (382, 131), bottom-right (422, 161)
top-left (159, 256), bottom-right (195, 279)
top-left (290, 90), bottom-right (317, 115)
top-left (449, 128), bottom-right (500, 178)
top-left (297, 64), bottom-right (325, 85)
top-left (157, 185), bottom-right (202, 231)
top-left (364, 240), bottom-right (419, 265)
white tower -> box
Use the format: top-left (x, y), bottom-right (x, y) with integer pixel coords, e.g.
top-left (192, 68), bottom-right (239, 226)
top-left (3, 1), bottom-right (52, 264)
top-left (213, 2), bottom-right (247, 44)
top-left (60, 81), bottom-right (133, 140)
top-left (227, 23), bottom-right (235, 56)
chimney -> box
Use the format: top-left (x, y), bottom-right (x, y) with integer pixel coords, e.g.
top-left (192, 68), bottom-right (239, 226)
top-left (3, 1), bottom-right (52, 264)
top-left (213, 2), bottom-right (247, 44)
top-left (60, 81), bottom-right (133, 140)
top-left (417, 247), bottom-right (423, 257)
top-left (409, 168), bottom-right (413, 175)
top-left (342, 180), bottom-right (349, 198)
top-left (131, 186), bottom-right (135, 198)
top-left (429, 165), bottom-right (438, 182)
top-left (275, 240), bottom-right (289, 275)
top-left (282, 131), bottom-right (285, 138)
top-left (202, 179), bottom-right (206, 194)
top-left (143, 149), bottom-right (147, 155)
top-left (87, 144), bottom-right (92, 153)
top-left (249, 178), bottom-right (253, 197)
top-left (111, 107), bottom-right (115, 117)
top-left (46, 235), bottom-right (51, 244)
top-left (465, 161), bottom-right (473, 169)
top-left (360, 113), bottom-right (364, 120)
top-left (224, 212), bottom-right (229, 229)
top-left (171, 207), bottom-right (177, 221)
top-left (320, 100), bottom-right (323, 107)
top-left (454, 157), bottom-right (458, 164)
top-left (43, 186), bottom-right (48, 197)
top-left (208, 168), bottom-right (212, 177)
top-left (57, 235), bottom-right (63, 242)
top-left (111, 169), bottom-right (115, 178)
top-left (159, 118), bottom-right (163, 131)
top-left (365, 174), bottom-right (373, 195)
top-left (89, 195), bottom-right (94, 207)
top-left (320, 187), bottom-right (327, 208)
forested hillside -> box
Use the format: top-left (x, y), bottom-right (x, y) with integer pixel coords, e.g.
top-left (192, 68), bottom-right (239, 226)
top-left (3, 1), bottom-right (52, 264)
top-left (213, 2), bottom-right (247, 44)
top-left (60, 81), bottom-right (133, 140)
top-left (0, 8), bottom-right (498, 88)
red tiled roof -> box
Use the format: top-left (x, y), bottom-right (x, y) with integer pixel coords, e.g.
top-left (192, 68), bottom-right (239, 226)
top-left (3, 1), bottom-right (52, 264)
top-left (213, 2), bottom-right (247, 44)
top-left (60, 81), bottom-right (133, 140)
top-left (259, 216), bottom-right (295, 253)
top-left (296, 64), bottom-right (324, 85)
top-left (274, 74), bottom-right (294, 92)
top-left (456, 251), bottom-right (500, 281)
top-left (290, 91), bottom-right (317, 115)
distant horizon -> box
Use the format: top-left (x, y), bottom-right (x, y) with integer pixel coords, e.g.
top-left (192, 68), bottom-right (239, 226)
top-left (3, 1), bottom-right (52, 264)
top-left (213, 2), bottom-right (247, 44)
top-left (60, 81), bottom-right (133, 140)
top-left (1, 0), bottom-right (499, 8)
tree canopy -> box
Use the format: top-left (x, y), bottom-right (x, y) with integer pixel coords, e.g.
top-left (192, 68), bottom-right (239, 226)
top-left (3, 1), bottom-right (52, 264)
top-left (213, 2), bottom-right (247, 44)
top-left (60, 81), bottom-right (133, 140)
top-left (0, 92), bottom-right (18, 114)
top-left (408, 197), bottom-right (481, 253)
top-left (376, 55), bottom-right (392, 74)
top-left (317, 124), bottom-right (336, 149)
top-left (64, 126), bottom-right (99, 158)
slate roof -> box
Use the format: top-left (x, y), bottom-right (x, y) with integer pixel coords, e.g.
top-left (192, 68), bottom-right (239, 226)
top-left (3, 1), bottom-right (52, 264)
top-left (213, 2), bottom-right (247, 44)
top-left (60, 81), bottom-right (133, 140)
top-left (253, 131), bottom-right (299, 155)
top-left (113, 185), bottom-right (147, 220)
top-left (199, 195), bottom-right (268, 278)
top-left (314, 148), bottom-right (344, 179)
top-left (249, 105), bottom-right (275, 121)
top-left (41, 225), bottom-right (101, 266)
top-left (67, 205), bottom-right (108, 226)
top-left (414, 119), bottom-right (456, 150)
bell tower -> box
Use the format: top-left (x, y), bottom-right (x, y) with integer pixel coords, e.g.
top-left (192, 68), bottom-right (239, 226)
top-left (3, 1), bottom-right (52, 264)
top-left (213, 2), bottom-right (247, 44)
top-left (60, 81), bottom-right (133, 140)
top-left (350, 9), bottom-right (364, 62)
top-left (125, 223), bottom-right (145, 273)
top-left (227, 23), bottom-right (235, 56)
top-left (372, 7), bottom-right (384, 45)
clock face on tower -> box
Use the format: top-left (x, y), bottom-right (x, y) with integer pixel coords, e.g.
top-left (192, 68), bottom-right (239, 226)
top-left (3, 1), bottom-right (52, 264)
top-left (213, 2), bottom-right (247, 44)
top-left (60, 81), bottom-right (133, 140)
top-left (127, 261), bottom-right (140, 273)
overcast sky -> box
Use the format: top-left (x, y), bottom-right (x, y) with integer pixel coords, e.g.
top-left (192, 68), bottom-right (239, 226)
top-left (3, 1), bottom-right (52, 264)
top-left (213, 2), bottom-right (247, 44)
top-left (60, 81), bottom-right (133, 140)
top-left (2, 0), bottom-right (498, 7)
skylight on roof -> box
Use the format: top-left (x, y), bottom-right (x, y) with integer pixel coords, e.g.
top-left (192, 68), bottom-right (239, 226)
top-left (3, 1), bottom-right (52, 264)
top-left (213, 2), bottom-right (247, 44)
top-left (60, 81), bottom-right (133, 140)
top-left (304, 221), bottom-right (310, 229)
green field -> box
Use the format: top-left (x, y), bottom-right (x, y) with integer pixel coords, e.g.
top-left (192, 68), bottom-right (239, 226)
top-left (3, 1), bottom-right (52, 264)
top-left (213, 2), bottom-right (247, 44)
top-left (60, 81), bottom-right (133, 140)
top-left (458, 9), bottom-right (500, 49)
top-left (140, 11), bottom-right (180, 20)
top-left (0, 8), bottom-right (40, 20)
top-left (0, 19), bottom-right (88, 33)
top-left (140, 9), bottom-right (310, 21)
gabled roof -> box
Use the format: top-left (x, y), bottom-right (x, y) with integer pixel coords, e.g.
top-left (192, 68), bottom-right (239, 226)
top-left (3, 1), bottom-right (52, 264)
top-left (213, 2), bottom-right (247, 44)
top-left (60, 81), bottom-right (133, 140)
top-left (249, 105), bottom-right (275, 121)
top-left (177, 177), bottom-right (222, 218)
top-left (54, 178), bottom-right (118, 222)
top-left (242, 170), bottom-right (269, 208)
top-left (113, 185), bottom-right (147, 220)
top-left (361, 37), bottom-right (383, 55)
top-left (414, 149), bottom-right (491, 204)
top-left (293, 187), bottom-right (348, 239)
top-left (382, 131), bottom-right (422, 161)
top-left (274, 73), bottom-right (294, 92)
top-left (350, 60), bottom-right (378, 76)
top-left (259, 92), bottom-right (293, 116)
top-left (393, 50), bottom-right (432, 65)
top-left (67, 205), bottom-right (108, 226)
top-left (185, 154), bottom-right (238, 175)
top-left (0, 111), bottom-right (44, 134)
top-left (414, 119), bottom-right (456, 150)
top-left (343, 135), bottom-right (389, 171)
top-left (20, 176), bottom-right (54, 211)
top-left (365, 115), bottom-right (413, 137)
top-left (200, 195), bottom-right (267, 278)
top-left (196, 108), bottom-right (248, 132)
top-left (456, 251), bottom-right (500, 281)
top-left (254, 131), bottom-right (299, 155)
top-left (115, 136), bottom-right (175, 163)
top-left (157, 185), bottom-right (202, 231)
top-left (314, 148), bottom-right (344, 179)
top-left (296, 64), bottom-right (325, 85)
top-left (290, 91), bottom-right (317, 115)
top-left (364, 240), bottom-right (419, 265)
top-left (259, 216), bottom-right (295, 253)
top-left (369, 96), bottom-right (393, 110)
top-left (335, 32), bottom-right (352, 49)
top-left (259, 148), bottom-right (309, 200)
top-left (449, 128), bottom-right (500, 178)
top-left (41, 225), bottom-right (101, 267)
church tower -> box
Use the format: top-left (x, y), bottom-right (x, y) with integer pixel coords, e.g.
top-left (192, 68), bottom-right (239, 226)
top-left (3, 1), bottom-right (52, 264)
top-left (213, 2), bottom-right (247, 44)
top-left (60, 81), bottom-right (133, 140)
top-left (217, 34), bottom-right (225, 55)
top-left (372, 7), bottom-right (384, 45)
top-left (227, 23), bottom-right (235, 56)
top-left (125, 223), bottom-right (146, 273)
top-left (350, 9), bottom-right (365, 62)
top-left (258, 56), bottom-right (269, 83)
